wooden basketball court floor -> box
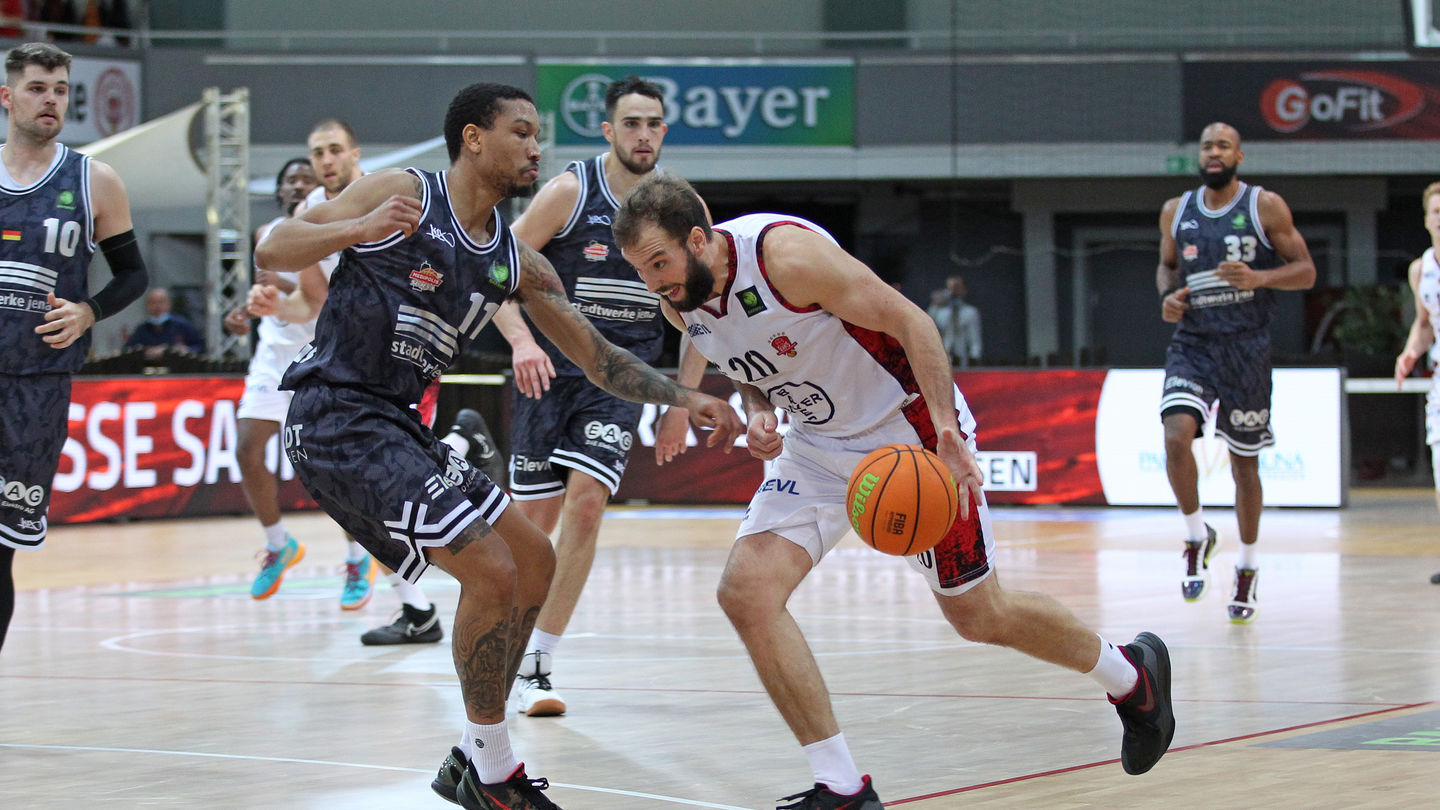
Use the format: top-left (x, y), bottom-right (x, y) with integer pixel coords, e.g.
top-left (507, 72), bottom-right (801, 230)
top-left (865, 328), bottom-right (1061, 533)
top-left (3, 490), bottom-right (1438, 809)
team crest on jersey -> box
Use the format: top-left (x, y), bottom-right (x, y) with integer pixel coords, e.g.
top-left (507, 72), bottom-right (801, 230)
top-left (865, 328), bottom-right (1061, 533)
top-left (1182, 244), bottom-right (1198, 262)
top-left (409, 261), bottom-right (444, 292)
top-left (770, 332), bottom-right (798, 357)
top-left (1231, 212), bottom-right (1247, 229)
top-left (56, 190), bottom-right (75, 211)
top-left (582, 241), bottom-right (609, 262)
top-left (489, 263), bottom-right (510, 288)
top-left (737, 286), bottom-right (766, 316)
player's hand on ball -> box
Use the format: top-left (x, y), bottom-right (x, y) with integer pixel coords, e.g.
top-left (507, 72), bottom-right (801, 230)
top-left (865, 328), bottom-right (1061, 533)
top-left (936, 426), bottom-right (982, 520)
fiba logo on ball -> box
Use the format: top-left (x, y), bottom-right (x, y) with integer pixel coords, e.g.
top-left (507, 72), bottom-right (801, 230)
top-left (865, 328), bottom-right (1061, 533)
top-left (560, 73), bottom-right (615, 139)
top-left (93, 67), bottom-right (136, 138)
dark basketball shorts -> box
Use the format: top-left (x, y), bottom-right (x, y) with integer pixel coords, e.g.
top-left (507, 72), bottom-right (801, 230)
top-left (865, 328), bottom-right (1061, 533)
top-left (0, 373), bottom-right (70, 551)
top-left (508, 376), bottom-right (643, 501)
top-left (285, 384), bottom-right (510, 583)
top-left (1160, 330), bottom-right (1275, 457)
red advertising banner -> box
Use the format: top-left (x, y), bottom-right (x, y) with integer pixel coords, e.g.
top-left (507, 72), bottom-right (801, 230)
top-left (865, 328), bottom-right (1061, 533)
top-left (1182, 60), bottom-right (1440, 140)
top-left (615, 370), bottom-right (1109, 506)
top-left (51, 376), bottom-right (316, 524)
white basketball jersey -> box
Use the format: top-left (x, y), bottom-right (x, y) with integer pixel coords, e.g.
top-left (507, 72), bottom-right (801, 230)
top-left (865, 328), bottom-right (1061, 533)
top-left (1421, 248), bottom-right (1440, 369)
top-left (682, 214), bottom-right (937, 439)
top-left (253, 215), bottom-right (334, 362)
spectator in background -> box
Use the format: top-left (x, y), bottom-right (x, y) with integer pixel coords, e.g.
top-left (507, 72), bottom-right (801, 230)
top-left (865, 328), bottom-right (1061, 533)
top-left (124, 287), bottom-right (203, 359)
top-left (928, 273), bottom-right (981, 367)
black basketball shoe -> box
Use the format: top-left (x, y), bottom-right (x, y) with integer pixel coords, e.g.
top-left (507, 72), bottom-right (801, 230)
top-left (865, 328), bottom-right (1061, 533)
top-left (431, 746), bottom-right (467, 805)
top-left (1181, 524), bottom-right (1221, 602)
top-left (449, 408), bottom-right (505, 483)
top-left (457, 762), bottom-right (562, 810)
top-left (777, 774), bottom-right (883, 809)
top-left (360, 602), bottom-right (443, 646)
top-left (1111, 631), bottom-right (1175, 775)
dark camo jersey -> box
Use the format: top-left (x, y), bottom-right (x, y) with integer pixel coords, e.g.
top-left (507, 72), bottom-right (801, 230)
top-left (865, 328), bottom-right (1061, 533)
top-left (0, 144), bottom-right (95, 375)
top-left (282, 168), bottom-right (520, 405)
top-left (0, 145), bottom-right (94, 549)
top-left (1169, 182), bottom-right (1278, 337)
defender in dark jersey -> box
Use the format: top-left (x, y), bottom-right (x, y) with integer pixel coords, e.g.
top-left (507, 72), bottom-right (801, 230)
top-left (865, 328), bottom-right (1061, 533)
top-left (251, 82), bottom-right (741, 810)
top-left (0, 42), bottom-right (148, 653)
top-left (490, 76), bottom-right (675, 716)
top-left (1157, 122), bottom-right (1315, 624)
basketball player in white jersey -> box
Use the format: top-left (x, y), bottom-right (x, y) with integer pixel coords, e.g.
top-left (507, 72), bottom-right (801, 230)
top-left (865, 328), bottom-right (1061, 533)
top-left (1394, 180), bottom-right (1440, 586)
top-left (613, 173), bottom-right (1176, 808)
top-left (227, 156), bottom-right (322, 598)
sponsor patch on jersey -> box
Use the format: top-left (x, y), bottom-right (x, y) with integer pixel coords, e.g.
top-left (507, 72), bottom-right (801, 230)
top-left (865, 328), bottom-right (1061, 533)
top-left (1231, 213), bottom-right (1247, 229)
top-left (409, 261), bottom-right (444, 292)
top-left (770, 332), bottom-right (797, 357)
top-left (737, 286), bottom-right (766, 316)
top-left (582, 241), bottom-right (609, 262)
top-left (2, 229), bottom-right (21, 241)
top-left (489, 263), bottom-right (510, 288)
top-left (1182, 243), bottom-right (1198, 262)
top-left (56, 190), bottom-right (75, 211)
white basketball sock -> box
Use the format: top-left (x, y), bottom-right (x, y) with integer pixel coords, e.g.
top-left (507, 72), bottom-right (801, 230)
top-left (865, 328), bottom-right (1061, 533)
top-left (803, 732), bottom-right (864, 795)
top-left (345, 539), bottom-right (366, 562)
top-left (1090, 636), bottom-right (1139, 699)
top-left (528, 628), bottom-right (561, 658)
top-left (386, 573), bottom-right (430, 610)
top-left (1181, 508), bottom-right (1207, 543)
top-left (262, 522), bottom-right (287, 552)
top-left (468, 718), bottom-right (519, 784)
top-left (1238, 541), bottom-right (1258, 570)
top-left (441, 432), bottom-right (470, 458)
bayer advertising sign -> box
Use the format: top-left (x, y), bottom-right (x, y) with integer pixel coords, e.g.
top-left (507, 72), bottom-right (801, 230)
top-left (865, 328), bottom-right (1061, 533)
top-left (536, 59), bottom-right (855, 147)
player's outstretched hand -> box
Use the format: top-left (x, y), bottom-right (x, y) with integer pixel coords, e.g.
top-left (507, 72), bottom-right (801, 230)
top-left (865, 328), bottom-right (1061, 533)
top-left (936, 426), bottom-right (983, 520)
top-left (683, 392), bottom-right (742, 454)
top-left (35, 293), bottom-right (96, 349)
top-left (655, 405), bottom-right (691, 465)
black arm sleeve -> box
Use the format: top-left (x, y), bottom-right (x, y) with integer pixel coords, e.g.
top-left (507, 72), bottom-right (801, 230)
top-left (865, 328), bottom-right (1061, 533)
top-left (85, 230), bottom-right (149, 320)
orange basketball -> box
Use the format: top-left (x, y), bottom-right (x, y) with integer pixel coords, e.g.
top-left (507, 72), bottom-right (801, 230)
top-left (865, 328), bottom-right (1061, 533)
top-left (846, 444), bottom-right (958, 556)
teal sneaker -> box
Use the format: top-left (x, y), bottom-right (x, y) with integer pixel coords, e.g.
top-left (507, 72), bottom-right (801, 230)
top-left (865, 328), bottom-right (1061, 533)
top-left (340, 555), bottom-right (376, 610)
top-left (251, 536), bottom-right (305, 600)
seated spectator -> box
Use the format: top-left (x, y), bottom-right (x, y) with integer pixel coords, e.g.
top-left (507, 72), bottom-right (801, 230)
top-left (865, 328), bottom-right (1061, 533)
top-left (125, 288), bottom-right (204, 360)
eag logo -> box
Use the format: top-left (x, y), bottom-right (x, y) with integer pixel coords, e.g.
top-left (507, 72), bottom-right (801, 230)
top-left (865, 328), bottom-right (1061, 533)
top-left (583, 421), bottom-right (633, 451)
top-left (1260, 70), bottom-right (1424, 134)
top-left (0, 476), bottom-right (45, 507)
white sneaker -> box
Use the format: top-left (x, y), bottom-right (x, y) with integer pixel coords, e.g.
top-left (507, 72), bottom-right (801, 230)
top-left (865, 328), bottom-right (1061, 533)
top-left (513, 650), bottom-right (566, 716)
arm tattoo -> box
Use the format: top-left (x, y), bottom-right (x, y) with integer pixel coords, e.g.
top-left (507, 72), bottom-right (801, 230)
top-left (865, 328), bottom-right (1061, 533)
top-left (409, 172), bottom-right (424, 199)
top-left (516, 244), bottom-right (689, 406)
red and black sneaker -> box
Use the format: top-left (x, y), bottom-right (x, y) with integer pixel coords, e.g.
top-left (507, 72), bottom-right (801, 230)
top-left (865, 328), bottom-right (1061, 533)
top-left (457, 762), bottom-right (561, 810)
top-left (1110, 631), bottom-right (1176, 775)
top-left (1228, 567), bottom-right (1259, 624)
top-left (1181, 524), bottom-right (1221, 602)
top-left (777, 774), bottom-right (884, 809)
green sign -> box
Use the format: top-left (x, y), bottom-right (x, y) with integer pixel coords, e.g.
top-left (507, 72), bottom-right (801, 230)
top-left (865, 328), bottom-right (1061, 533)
top-left (537, 60), bottom-right (855, 147)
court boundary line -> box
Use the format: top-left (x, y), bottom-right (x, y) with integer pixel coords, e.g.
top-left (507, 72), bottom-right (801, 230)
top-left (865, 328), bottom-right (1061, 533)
top-left (888, 701), bottom-right (1435, 804)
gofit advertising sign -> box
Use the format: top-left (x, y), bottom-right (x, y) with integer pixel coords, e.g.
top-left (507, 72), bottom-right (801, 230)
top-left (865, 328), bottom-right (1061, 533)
top-left (1183, 60), bottom-right (1440, 139)
top-left (536, 59), bottom-right (854, 146)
